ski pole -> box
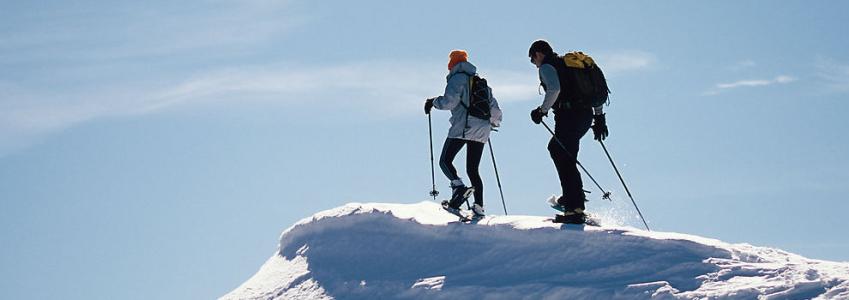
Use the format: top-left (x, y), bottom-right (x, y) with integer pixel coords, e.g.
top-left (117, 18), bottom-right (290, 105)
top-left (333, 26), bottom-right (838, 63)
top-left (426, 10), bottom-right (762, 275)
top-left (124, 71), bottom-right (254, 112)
top-left (488, 138), bottom-right (508, 215)
top-left (428, 113), bottom-right (439, 201)
top-left (540, 119), bottom-right (612, 201)
top-left (598, 140), bottom-right (650, 231)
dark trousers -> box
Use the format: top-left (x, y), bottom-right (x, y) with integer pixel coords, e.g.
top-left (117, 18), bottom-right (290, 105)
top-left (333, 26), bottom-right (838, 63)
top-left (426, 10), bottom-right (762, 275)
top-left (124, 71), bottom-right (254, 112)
top-left (439, 138), bottom-right (485, 206)
top-left (548, 108), bottom-right (593, 211)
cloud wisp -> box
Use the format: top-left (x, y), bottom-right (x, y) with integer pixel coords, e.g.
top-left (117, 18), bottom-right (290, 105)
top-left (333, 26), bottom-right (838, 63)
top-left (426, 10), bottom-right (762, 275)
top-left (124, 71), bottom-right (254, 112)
top-left (704, 75), bottom-right (797, 96)
top-left (0, 1), bottom-right (303, 155)
top-left (816, 58), bottom-right (849, 93)
top-left (729, 60), bottom-right (757, 72)
top-left (594, 50), bottom-right (657, 75)
top-left (716, 76), bottom-right (796, 89)
top-left (0, 1), bottom-right (299, 64)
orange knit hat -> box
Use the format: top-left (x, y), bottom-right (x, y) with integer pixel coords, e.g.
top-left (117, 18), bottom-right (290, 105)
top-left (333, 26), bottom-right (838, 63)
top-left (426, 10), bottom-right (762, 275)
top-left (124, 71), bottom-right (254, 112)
top-left (447, 50), bottom-right (468, 70)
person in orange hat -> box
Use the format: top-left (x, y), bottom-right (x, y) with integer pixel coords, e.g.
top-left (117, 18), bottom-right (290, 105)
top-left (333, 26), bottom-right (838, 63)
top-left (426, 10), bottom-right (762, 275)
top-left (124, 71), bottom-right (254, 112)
top-left (425, 50), bottom-right (502, 218)
top-left (447, 50), bottom-right (468, 71)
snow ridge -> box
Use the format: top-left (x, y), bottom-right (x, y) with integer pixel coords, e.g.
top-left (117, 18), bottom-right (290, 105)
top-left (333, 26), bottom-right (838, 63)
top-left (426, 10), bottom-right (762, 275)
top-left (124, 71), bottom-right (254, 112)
top-left (222, 202), bottom-right (849, 299)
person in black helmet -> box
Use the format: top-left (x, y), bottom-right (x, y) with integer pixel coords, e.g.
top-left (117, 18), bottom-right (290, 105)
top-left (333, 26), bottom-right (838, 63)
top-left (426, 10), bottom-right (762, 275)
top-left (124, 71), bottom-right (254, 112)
top-left (528, 39), bottom-right (608, 224)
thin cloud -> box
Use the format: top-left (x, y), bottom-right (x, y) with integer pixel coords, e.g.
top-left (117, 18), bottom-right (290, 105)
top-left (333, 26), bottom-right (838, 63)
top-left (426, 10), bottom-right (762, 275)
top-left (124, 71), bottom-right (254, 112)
top-left (0, 1), bottom-right (305, 156)
top-left (704, 75), bottom-right (797, 95)
top-left (816, 58), bottom-right (849, 93)
top-left (0, 61), bottom-right (445, 154)
top-left (145, 62), bottom-right (450, 114)
top-left (480, 70), bottom-right (539, 103)
top-left (716, 76), bottom-right (796, 89)
top-left (0, 1), bottom-right (300, 64)
top-left (729, 60), bottom-right (757, 71)
top-left (594, 50), bottom-right (657, 74)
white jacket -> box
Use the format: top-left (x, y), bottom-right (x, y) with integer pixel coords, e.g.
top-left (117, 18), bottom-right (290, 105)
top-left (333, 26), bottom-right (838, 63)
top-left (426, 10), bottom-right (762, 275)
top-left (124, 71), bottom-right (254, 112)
top-left (432, 61), bottom-right (503, 143)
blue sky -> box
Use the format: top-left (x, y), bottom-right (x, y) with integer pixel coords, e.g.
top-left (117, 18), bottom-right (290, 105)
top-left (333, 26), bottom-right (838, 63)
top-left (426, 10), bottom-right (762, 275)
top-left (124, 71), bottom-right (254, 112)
top-left (2, 1), bottom-right (848, 299)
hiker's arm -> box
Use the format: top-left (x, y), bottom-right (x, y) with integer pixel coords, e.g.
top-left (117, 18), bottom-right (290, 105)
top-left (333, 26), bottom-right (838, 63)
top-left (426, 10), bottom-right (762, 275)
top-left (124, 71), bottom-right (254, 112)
top-left (433, 75), bottom-right (465, 110)
top-left (539, 64), bottom-right (560, 112)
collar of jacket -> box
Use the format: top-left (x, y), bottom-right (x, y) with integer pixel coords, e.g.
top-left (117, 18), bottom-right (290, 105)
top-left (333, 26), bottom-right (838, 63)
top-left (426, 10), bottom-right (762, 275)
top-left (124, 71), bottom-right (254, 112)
top-left (446, 61), bottom-right (477, 80)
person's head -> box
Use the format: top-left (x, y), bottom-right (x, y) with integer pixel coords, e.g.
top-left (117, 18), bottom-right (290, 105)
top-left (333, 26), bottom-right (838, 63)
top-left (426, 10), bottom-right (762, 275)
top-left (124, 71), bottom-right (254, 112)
top-left (528, 39), bottom-right (554, 68)
top-left (448, 49), bottom-right (468, 71)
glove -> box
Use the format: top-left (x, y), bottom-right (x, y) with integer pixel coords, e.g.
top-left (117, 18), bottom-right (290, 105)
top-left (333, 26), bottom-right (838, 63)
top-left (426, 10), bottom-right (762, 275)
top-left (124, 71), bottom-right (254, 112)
top-left (530, 107), bottom-right (547, 124)
top-left (424, 98), bottom-right (435, 115)
top-left (592, 114), bottom-right (609, 141)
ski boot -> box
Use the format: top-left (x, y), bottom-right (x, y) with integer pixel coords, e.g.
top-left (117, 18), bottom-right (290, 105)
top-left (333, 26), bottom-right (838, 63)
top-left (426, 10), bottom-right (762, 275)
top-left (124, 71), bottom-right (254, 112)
top-left (447, 185), bottom-right (474, 209)
top-left (471, 203), bottom-right (485, 218)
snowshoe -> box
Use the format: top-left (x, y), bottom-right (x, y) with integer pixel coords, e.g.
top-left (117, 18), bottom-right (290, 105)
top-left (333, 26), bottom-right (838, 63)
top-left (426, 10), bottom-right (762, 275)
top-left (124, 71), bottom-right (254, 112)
top-left (546, 196), bottom-right (600, 226)
top-left (553, 212), bottom-right (586, 224)
top-left (442, 200), bottom-right (471, 222)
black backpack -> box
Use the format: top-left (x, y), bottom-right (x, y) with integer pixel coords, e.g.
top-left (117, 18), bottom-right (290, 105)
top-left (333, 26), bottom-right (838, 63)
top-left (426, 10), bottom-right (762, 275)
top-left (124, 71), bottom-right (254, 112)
top-left (462, 75), bottom-right (492, 120)
top-left (560, 51), bottom-right (610, 108)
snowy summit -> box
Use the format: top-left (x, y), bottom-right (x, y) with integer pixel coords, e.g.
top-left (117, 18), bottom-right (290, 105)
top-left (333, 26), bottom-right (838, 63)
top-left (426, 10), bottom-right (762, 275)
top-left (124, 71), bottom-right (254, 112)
top-left (222, 202), bottom-right (849, 299)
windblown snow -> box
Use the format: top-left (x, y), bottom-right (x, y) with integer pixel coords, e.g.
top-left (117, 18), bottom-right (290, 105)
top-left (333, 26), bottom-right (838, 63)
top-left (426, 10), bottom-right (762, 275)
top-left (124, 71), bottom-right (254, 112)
top-left (222, 202), bottom-right (849, 299)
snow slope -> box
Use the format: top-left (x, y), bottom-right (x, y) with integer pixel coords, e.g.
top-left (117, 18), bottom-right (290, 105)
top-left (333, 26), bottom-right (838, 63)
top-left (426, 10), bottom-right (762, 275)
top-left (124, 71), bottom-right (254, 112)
top-left (222, 202), bottom-right (849, 299)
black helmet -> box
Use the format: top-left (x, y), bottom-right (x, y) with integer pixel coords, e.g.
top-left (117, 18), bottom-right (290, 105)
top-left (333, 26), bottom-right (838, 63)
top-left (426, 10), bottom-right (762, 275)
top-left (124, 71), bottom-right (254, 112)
top-left (528, 40), bottom-right (554, 57)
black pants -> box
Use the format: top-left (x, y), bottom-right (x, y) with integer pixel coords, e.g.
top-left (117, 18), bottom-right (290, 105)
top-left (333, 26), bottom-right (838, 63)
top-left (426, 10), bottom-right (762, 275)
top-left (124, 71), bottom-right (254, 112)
top-left (439, 138), bottom-right (485, 206)
top-left (548, 108), bottom-right (593, 211)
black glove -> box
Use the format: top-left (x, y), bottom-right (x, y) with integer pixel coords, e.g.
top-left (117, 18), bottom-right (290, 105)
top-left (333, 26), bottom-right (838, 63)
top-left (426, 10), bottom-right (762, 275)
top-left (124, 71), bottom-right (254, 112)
top-left (530, 107), bottom-right (547, 124)
top-left (424, 98), bottom-right (435, 115)
top-left (592, 114), bottom-right (609, 141)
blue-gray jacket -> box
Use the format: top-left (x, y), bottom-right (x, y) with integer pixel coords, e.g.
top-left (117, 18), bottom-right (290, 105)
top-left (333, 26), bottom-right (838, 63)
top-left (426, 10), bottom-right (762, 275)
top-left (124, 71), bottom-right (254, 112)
top-left (432, 61), bottom-right (503, 143)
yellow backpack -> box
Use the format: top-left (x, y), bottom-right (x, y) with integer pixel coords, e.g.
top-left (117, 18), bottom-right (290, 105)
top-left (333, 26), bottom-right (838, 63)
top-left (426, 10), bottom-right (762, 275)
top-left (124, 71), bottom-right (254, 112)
top-left (563, 51), bottom-right (597, 68)
top-left (560, 51), bottom-right (610, 107)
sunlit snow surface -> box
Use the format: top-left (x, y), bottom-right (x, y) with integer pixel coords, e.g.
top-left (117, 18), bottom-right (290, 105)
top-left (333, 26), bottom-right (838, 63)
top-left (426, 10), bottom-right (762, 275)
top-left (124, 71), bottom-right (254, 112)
top-left (222, 202), bottom-right (849, 299)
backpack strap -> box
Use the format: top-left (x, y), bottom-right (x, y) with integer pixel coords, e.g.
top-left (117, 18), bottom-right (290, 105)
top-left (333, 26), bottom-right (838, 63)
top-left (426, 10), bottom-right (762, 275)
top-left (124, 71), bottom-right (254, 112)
top-left (455, 73), bottom-right (475, 111)
top-left (462, 75), bottom-right (474, 138)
